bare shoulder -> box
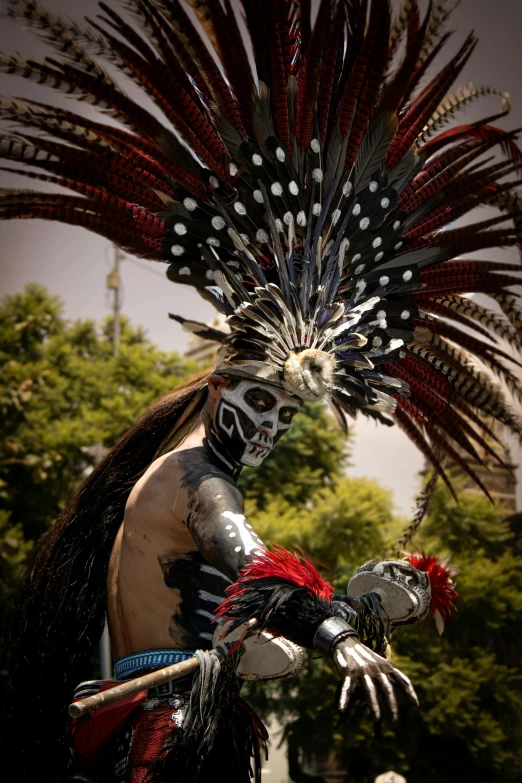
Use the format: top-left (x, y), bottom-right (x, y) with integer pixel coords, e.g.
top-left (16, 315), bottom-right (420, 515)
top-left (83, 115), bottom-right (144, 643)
top-left (125, 446), bottom-right (242, 529)
top-left (176, 446), bottom-right (244, 514)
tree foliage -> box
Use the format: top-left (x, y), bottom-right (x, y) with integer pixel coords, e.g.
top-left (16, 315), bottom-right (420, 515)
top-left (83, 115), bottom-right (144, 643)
top-left (244, 427), bottom-right (522, 782)
top-left (1, 285), bottom-right (521, 782)
top-left (0, 284), bottom-right (198, 667)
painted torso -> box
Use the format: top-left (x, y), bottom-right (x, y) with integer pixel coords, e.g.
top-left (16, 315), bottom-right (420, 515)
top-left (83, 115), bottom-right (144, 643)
top-left (107, 441), bottom-right (265, 659)
top-left (107, 380), bottom-right (300, 661)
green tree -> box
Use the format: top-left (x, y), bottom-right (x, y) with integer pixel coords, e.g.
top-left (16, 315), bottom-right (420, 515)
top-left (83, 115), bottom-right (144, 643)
top-left (0, 284), bottom-right (199, 667)
top-left (387, 484), bottom-right (522, 783)
top-left (243, 424), bottom-right (522, 782)
top-left (2, 285), bottom-right (521, 782)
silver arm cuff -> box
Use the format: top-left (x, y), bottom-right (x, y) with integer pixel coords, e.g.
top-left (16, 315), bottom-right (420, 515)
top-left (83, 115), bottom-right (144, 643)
top-left (312, 616), bottom-right (359, 656)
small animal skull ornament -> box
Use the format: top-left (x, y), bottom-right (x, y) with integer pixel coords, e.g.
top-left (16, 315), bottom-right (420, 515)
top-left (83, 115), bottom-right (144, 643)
top-left (348, 559), bottom-right (431, 626)
top-left (216, 379), bottom-right (301, 466)
top-left (283, 349), bottom-right (336, 401)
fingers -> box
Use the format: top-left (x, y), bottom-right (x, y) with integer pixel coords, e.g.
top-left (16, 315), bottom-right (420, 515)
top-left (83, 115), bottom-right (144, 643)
top-left (333, 640), bottom-right (418, 720)
top-left (339, 672), bottom-right (399, 723)
top-left (352, 641), bottom-right (418, 713)
top-left (391, 668), bottom-right (419, 707)
top-left (338, 676), bottom-right (356, 713)
top-left (363, 674), bottom-right (381, 722)
top-left (379, 673), bottom-right (399, 722)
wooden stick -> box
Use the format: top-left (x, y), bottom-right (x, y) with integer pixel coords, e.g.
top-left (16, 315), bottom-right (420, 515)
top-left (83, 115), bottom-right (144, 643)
top-left (68, 655), bottom-right (199, 718)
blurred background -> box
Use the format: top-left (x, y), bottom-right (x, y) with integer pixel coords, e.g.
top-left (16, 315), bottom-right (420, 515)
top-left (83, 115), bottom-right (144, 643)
top-left (1, 1), bottom-right (521, 781)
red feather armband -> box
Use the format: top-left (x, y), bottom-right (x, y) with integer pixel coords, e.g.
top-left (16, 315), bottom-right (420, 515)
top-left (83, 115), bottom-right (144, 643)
top-left (214, 547), bottom-right (342, 650)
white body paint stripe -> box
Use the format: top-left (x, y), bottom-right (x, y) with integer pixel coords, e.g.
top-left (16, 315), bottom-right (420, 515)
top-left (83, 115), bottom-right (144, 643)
top-left (198, 590), bottom-right (224, 605)
top-left (356, 644), bottom-right (376, 663)
top-left (220, 511), bottom-right (266, 556)
top-left (207, 439), bottom-right (235, 471)
top-left (199, 564), bottom-right (232, 582)
top-left (196, 609), bottom-right (215, 620)
top-left (344, 646), bottom-right (367, 667)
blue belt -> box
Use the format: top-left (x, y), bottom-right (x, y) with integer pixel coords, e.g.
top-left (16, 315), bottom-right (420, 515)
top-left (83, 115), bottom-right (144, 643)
top-left (114, 648), bottom-right (196, 681)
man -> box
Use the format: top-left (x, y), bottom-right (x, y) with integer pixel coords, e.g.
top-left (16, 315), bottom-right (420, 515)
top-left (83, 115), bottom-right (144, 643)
top-left (107, 375), bottom-right (298, 661)
top-left (90, 373), bottom-right (417, 782)
top-left (2, 1), bottom-right (520, 781)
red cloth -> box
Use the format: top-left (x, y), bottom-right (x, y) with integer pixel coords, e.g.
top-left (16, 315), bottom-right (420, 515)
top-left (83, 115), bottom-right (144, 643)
top-left (70, 682), bottom-right (267, 782)
top-left (125, 702), bottom-right (181, 783)
top-left (70, 681), bottom-right (148, 767)
top-left (70, 683), bottom-right (184, 782)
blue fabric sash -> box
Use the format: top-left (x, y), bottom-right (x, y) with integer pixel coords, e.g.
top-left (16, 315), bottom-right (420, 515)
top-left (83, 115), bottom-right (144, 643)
top-left (114, 648), bottom-right (196, 681)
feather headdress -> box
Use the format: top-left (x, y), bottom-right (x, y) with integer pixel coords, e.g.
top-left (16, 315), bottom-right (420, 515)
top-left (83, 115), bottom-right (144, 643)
top-left (1, 0), bottom-right (522, 492)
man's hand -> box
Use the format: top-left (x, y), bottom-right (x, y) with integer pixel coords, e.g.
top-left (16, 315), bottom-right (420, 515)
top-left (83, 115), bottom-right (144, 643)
top-left (332, 636), bottom-right (418, 721)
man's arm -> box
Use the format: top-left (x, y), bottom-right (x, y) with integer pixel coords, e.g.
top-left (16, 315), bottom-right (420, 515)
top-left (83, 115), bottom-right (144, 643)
top-left (175, 450), bottom-right (265, 582)
top-left (174, 449), bottom-right (418, 720)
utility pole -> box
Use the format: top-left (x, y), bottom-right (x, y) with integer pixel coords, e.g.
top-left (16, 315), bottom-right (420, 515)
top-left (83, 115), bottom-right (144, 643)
top-left (106, 245), bottom-right (125, 356)
top-left (99, 244), bottom-right (125, 679)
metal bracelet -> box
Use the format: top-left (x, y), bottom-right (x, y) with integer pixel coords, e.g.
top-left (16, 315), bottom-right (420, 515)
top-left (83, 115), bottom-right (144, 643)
top-left (312, 616), bottom-right (359, 656)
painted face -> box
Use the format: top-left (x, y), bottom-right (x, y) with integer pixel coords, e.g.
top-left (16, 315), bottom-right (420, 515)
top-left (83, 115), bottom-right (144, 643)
top-left (213, 379), bottom-right (301, 467)
top-left (348, 560), bottom-right (431, 626)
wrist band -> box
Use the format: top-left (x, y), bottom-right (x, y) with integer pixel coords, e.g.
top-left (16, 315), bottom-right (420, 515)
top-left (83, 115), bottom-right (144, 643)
top-left (332, 599), bottom-right (357, 622)
top-left (312, 616), bottom-right (359, 656)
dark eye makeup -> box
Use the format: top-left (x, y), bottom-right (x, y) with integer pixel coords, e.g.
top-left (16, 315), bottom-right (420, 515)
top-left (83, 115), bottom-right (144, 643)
top-left (243, 387), bottom-right (300, 422)
top-left (244, 386), bottom-right (277, 411)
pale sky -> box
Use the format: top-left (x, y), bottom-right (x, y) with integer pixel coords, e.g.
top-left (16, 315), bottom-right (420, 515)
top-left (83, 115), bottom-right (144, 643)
top-left (1, 0), bottom-right (521, 518)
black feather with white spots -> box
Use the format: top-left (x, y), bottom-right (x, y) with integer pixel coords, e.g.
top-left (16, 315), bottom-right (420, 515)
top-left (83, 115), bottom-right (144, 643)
top-left (2, 0), bottom-right (522, 487)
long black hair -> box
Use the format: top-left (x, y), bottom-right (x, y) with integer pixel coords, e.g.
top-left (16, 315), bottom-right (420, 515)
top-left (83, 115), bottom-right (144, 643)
top-left (2, 371), bottom-right (209, 782)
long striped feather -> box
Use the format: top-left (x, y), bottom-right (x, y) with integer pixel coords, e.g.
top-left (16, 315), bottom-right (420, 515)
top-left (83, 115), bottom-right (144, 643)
top-left (0, 0), bottom-right (521, 495)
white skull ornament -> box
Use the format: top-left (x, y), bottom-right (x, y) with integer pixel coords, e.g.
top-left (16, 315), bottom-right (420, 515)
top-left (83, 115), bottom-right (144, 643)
top-left (348, 559), bottom-right (431, 627)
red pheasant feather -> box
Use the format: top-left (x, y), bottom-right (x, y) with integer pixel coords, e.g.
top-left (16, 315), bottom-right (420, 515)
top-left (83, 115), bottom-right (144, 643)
top-left (0, 0), bottom-right (521, 498)
top-left (216, 546), bottom-right (334, 623)
top-left (407, 553), bottom-right (459, 631)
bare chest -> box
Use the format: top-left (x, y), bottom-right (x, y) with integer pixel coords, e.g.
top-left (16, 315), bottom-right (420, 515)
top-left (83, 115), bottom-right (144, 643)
top-left (108, 511), bottom-right (231, 655)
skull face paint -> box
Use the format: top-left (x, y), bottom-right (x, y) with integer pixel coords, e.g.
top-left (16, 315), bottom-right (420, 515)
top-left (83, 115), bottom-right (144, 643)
top-left (211, 380), bottom-right (301, 467)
